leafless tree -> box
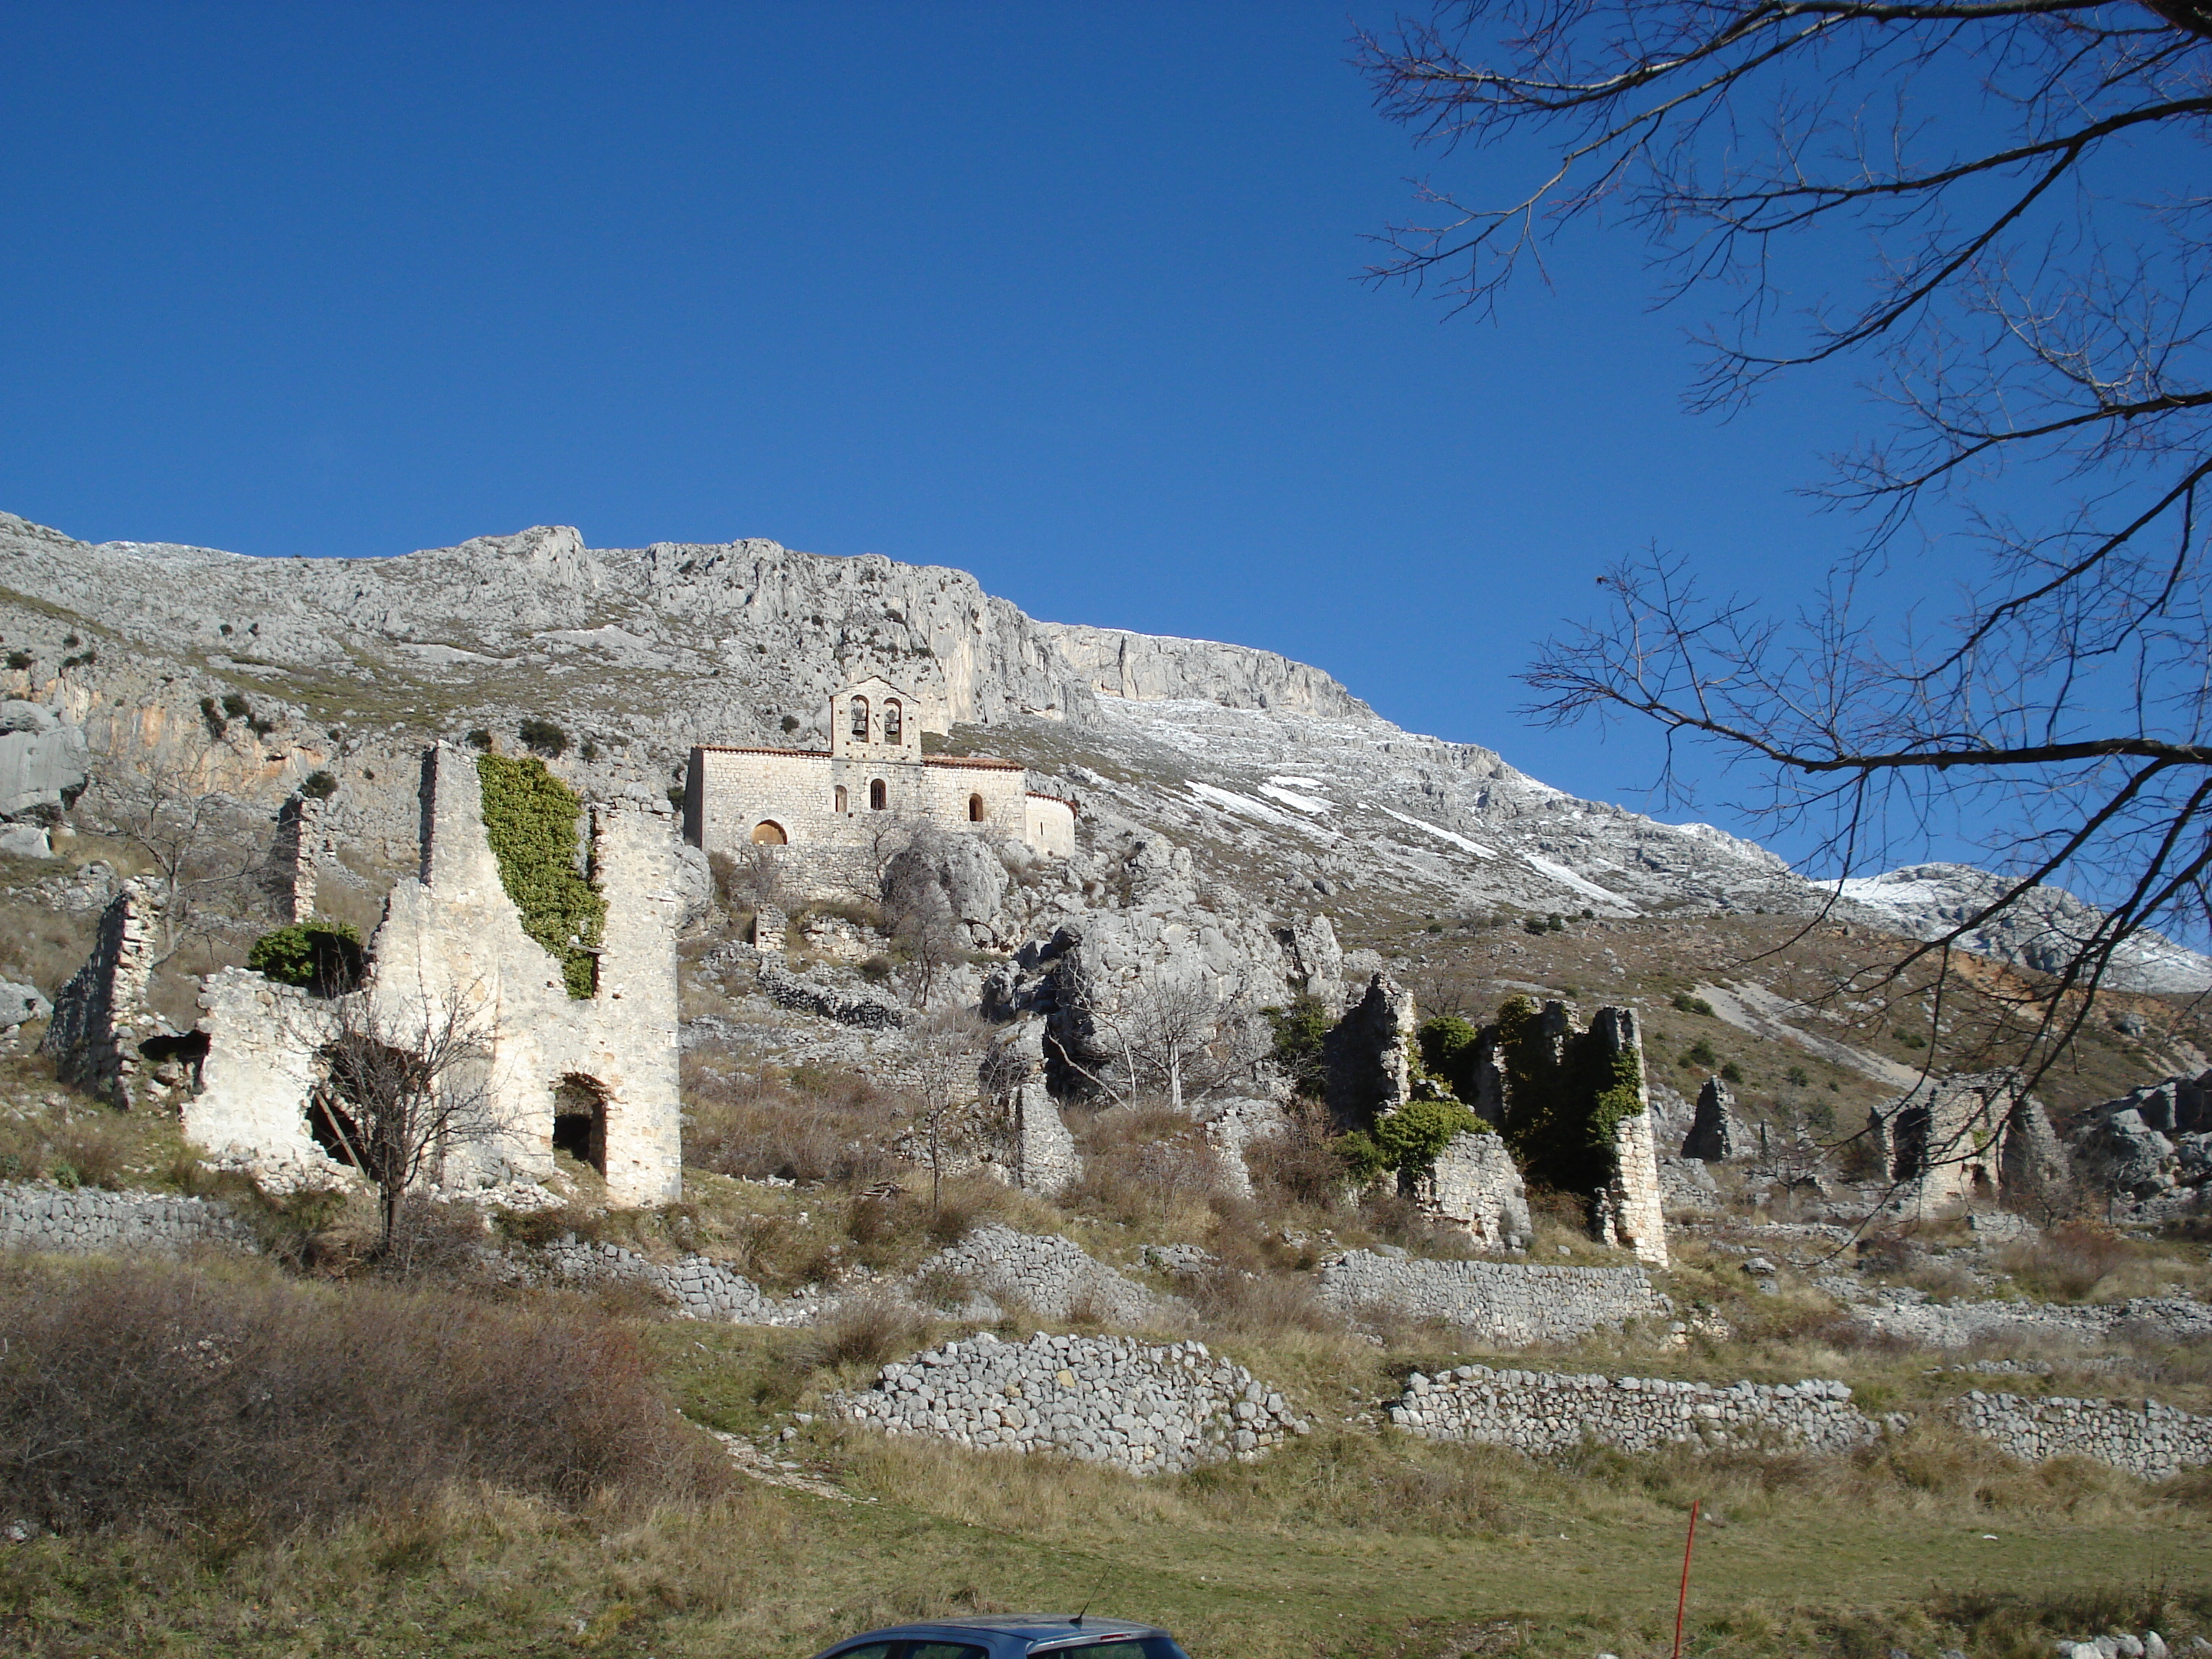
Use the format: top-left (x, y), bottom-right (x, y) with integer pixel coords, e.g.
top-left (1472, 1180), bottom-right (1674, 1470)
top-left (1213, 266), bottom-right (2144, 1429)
top-left (84, 749), bottom-right (271, 966)
top-left (304, 986), bottom-right (498, 1252)
top-left (904, 1007), bottom-right (992, 1213)
top-left (1060, 966), bottom-right (1274, 1112)
top-left (1361, 1), bottom-right (2212, 1090)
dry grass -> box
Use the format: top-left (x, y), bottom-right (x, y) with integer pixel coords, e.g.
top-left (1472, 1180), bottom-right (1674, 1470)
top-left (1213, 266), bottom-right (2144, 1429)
top-left (0, 1256), bottom-right (728, 1537)
top-left (682, 1061), bottom-right (903, 1187)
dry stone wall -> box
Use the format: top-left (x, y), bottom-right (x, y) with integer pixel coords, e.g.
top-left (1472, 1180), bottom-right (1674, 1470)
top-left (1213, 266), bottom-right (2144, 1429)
top-left (0, 1181), bottom-right (257, 1255)
top-left (921, 1223), bottom-right (1169, 1325)
top-left (1388, 1364), bottom-right (1876, 1456)
top-left (1946, 1390), bottom-right (2212, 1482)
top-left (524, 1236), bottom-right (812, 1324)
top-left (835, 1330), bottom-right (1308, 1472)
top-left (1317, 1249), bottom-right (1668, 1346)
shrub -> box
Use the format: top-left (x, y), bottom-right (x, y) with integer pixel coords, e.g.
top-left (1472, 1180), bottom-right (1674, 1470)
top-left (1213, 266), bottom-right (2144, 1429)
top-left (1672, 992), bottom-right (1716, 1017)
top-left (4, 651), bottom-right (30, 671)
top-left (1262, 997), bottom-right (1330, 1097)
top-left (780, 714), bottom-right (801, 733)
top-left (475, 754), bottom-right (604, 997)
top-left (579, 739), bottom-right (598, 763)
top-left (517, 716), bottom-right (567, 758)
top-left (245, 920), bottom-right (366, 994)
top-left (0, 1258), bottom-right (727, 1534)
top-left (1785, 1064), bottom-right (1811, 1087)
top-left (1719, 1060), bottom-right (1745, 1084)
top-left (464, 728), bottom-right (493, 751)
top-left (299, 770), bottom-right (338, 801)
top-left (1371, 1097), bottom-right (1480, 1173)
top-left (1546, 912), bottom-right (1564, 932)
top-left (1418, 1015), bottom-right (1482, 1104)
top-left (221, 692), bottom-right (251, 719)
top-left (198, 696), bottom-right (227, 737)
top-left (1804, 1098), bottom-right (1838, 1133)
top-left (60, 649), bottom-right (96, 670)
top-left (1681, 1037), bottom-right (1719, 1069)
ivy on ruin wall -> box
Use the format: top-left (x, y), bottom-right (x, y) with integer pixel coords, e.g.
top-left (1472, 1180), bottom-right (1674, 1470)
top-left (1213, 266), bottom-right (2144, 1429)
top-left (475, 755), bottom-right (606, 997)
top-left (1485, 994), bottom-right (1645, 1192)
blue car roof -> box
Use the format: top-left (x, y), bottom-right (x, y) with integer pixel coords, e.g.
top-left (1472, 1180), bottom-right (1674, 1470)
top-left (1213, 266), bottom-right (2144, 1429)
top-left (814, 1616), bottom-right (1172, 1655)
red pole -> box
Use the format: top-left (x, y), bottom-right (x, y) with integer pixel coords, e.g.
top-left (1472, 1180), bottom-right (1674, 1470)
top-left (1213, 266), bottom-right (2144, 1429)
top-left (1671, 1500), bottom-right (1701, 1659)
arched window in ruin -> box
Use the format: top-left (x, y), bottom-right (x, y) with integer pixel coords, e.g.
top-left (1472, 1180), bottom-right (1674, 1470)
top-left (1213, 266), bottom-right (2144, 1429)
top-left (834, 785), bottom-right (848, 813)
top-left (552, 1074), bottom-right (608, 1174)
top-left (968, 793), bottom-right (986, 822)
top-left (849, 697), bottom-right (870, 740)
top-left (870, 778), bottom-right (886, 811)
top-left (883, 699), bottom-right (902, 742)
top-left (750, 820), bottom-right (787, 845)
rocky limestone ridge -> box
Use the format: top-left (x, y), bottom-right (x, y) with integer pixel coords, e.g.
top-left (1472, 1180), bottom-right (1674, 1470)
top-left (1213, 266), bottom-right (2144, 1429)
top-left (4, 508), bottom-right (2192, 968)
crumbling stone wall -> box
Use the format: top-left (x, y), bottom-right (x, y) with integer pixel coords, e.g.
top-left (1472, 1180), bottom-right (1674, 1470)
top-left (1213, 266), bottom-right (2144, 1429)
top-left (187, 744), bottom-right (684, 1208)
top-left (835, 1331), bottom-right (1307, 1472)
top-left (1389, 1365), bottom-right (1874, 1456)
top-left (1681, 1076), bottom-right (1748, 1161)
top-left (1869, 1073), bottom-right (2067, 1213)
top-left (1316, 1249), bottom-right (1668, 1345)
top-left (1325, 974), bottom-right (1417, 1126)
top-left (40, 878), bottom-right (161, 1108)
top-left (1406, 1130), bottom-right (1531, 1249)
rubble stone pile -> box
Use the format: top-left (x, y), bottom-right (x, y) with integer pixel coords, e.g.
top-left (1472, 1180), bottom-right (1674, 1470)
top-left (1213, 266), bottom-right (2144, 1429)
top-left (835, 1330), bottom-right (1308, 1472)
top-left (1948, 1390), bottom-right (2212, 1482)
top-left (0, 1181), bottom-right (258, 1255)
top-left (1318, 1249), bottom-right (1667, 1344)
top-left (1388, 1364), bottom-right (1876, 1455)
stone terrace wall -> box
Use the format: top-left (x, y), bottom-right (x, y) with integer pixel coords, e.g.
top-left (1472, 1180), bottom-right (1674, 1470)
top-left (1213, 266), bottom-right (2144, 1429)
top-left (1856, 1295), bottom-right (2212, 1349)
top-left (1318, 1250), bottom-right (1668, 1346)
top-left (836, 1330), bottom-right (1308, 1473)
top-left (1389, 1364), bottom-right (1875, 1456)
top-left (923, 1224), bottom-right (1169, 1325)
top-left (0, 1182), bottom-right (258, 1256)
top-left (1948, 1390), bottom-right (2212, 1482)
top-left (522, 1236), bottom-right (814, 1326)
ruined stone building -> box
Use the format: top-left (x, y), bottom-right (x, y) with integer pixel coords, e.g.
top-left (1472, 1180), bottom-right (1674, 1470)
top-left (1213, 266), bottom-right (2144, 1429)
top-left (683, 676), bottom-right (1077, 885)
top-left (1869, 1072), bottom-right (2067, 1214)
top-left (48, 745), bottom-right (685, 1208)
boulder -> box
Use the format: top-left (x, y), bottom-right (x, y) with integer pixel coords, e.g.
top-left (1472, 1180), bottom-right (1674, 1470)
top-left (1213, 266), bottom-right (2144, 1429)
top-left (0, 978), bottom-right (51, 1028)
top-left (0, 822), bottom-right (52, 858)
top-left (0, 710), bottom-right (88, 819)
top-left (882, 827), bottom-right (1010, 946)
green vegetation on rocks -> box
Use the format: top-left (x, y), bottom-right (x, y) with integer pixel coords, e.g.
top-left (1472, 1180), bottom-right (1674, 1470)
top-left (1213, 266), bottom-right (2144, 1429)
top-left (475, 754), bottom-right (605, 997)
top-left (246, 919), bottom-right (365, 994)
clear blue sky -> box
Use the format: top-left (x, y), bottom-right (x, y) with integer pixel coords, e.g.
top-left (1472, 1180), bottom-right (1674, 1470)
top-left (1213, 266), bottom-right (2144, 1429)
top-left (1, 1), bottom-right (1876, 826)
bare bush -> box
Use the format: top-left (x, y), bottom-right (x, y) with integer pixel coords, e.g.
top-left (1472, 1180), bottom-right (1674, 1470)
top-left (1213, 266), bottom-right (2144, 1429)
top-left (0, 1259), bottom-right (727, 1536)
top-left (805, 1292), bottom-right (927, 1374)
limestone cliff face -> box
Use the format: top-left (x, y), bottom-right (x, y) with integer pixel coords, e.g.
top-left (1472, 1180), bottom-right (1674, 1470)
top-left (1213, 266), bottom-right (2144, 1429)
top-left (0, 514), bottom-right (1366, 742)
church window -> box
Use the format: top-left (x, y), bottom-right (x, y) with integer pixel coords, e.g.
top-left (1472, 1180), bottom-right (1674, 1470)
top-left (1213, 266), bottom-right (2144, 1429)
top-left (968, 793), bottom-right (986, 822)
top-left (850, 697), bottom-right (869, 740)
top-left (870, 778), bottom-right (886, 811)
top-left (834, 785), bottom-right (848, 813)
top-left (751, 820), bottom-right (788, 845)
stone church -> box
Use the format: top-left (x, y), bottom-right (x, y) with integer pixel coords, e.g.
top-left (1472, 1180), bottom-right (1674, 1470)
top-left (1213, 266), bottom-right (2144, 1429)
top-left (683, 675), bottom-right (1076, 872)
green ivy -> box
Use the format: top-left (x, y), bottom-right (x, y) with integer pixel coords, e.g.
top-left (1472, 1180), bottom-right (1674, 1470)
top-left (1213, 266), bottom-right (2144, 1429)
top-left (1262, 997), bottom-right (1331, 1098)
top-left (246, 919), bottom-right (365, 994)
top-left (1483, 994), bottom-right (1646, 1192)
top-left (1416, 1014), bottom-right (1482, 1104)
top-left (1334, 1097), bottom-right (1484, 1185)
top-left (475, 754), bottom-right (605, 997)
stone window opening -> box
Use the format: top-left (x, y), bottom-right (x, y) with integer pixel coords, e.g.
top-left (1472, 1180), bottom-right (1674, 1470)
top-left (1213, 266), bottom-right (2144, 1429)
top-left (870, 778), bottom-right (886, 810)
top-left (850, 697), bottom-right (869, 740)
top-left (138, 1029), bottom-right (211, 1093)
top-left (968, 793), bottom-right (987, 822)
top-left (750, 819), bottom-right (787, 845)
top-left (307, 1082), bottom-right (364, 1168)
top-left (883, 699), bottom-right (902, 742)
top-left (834, 785), bottom-right (848, 813)
top-left (552, 1074), bottom-right (609, 1174)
